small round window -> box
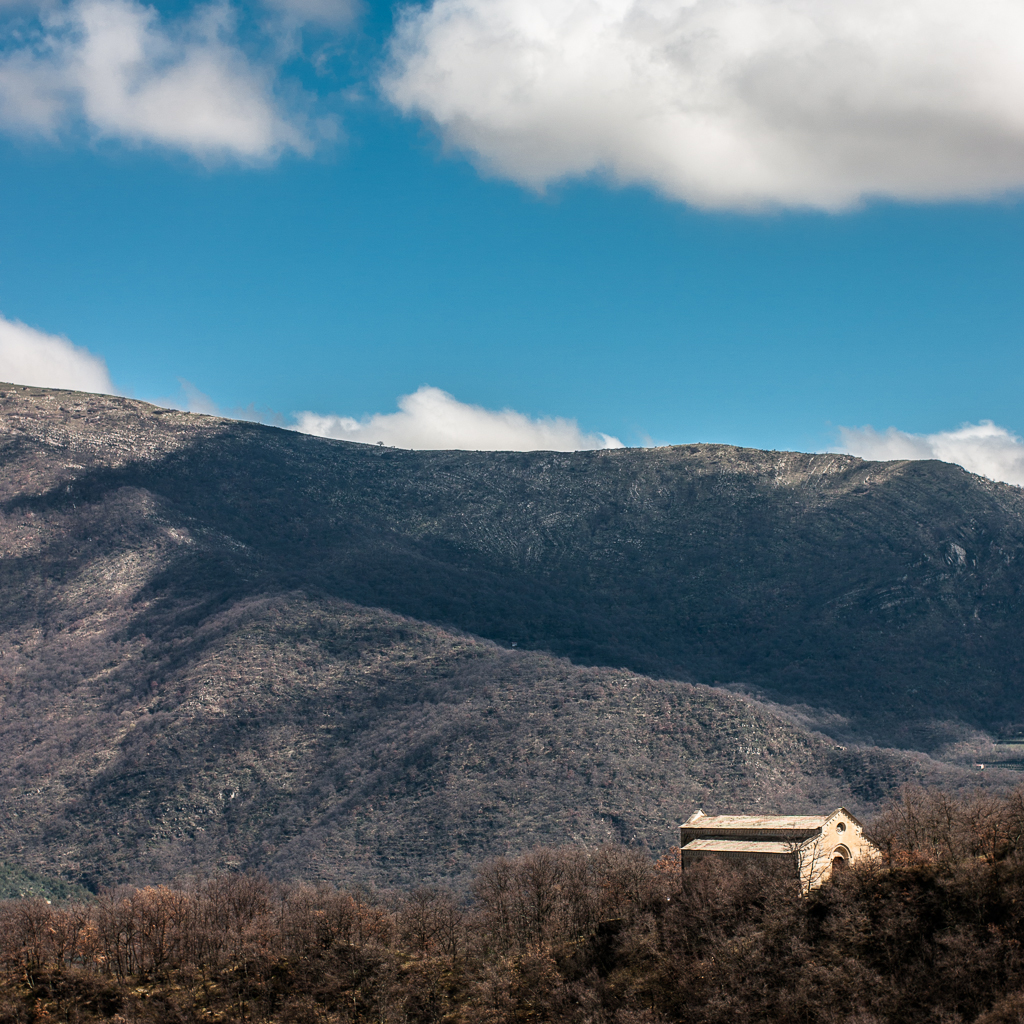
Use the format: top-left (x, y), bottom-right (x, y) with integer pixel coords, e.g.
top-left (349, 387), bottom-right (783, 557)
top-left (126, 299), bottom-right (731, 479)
top-left (836, 822), bottom-right (846, 833)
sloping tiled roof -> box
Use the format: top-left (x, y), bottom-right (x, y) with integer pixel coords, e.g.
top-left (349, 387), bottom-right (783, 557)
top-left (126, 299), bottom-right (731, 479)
top-left (682, 839), bottom-right (799, 855)
top-left (682, 813), bottom-right (828, 830)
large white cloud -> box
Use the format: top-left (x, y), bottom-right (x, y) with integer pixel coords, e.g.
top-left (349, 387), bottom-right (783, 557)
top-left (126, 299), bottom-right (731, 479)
top-left (0, 0), bottom-right (313, 159)
top-left (383, 0), bottom-right (1024, 210)
top-left (294, 385), bottom-right (624, 450)
top-left (839, 421), bottom-right (1024, 487)
top-left (0, 314), bottom-right (116, 393)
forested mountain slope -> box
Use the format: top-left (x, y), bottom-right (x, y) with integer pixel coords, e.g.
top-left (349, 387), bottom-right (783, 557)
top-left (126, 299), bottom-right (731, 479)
top-left (0, 587), bottom-right (951, 891)
top-left (4, 384), bottom-right (1022, 747)
top-left (0, 384), bottom-right (1013, 888)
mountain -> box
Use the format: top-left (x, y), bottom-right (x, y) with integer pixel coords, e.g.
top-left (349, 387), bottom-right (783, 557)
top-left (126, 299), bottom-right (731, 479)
top-left (7, 382), bottom-right (1023, 747)
top-left (0, 587), bottom-right (957, 892)
top-left (0, 383), bottom-right (1015, 889)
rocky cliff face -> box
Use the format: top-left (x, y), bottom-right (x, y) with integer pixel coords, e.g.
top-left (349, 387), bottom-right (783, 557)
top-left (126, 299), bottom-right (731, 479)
top-left (0, 384), bottom-right (1011, 888)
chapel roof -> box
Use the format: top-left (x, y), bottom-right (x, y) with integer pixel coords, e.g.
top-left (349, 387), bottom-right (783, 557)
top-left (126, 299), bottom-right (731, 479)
top-left (680, 808), bottom-right (854, 830)
top-left (682, 838), bottom-right (800, 855)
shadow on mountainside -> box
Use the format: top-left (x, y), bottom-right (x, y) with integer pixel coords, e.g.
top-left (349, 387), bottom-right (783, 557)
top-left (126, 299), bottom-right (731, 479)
top-left (1, 386), bottom-right (1022, 889)
top-left (4, 399), bottom-right (1024, 750)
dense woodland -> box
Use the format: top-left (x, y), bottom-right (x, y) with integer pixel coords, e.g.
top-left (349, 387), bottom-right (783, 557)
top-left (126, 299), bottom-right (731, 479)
top-left (5, 788), bottom-right (1024, 1023)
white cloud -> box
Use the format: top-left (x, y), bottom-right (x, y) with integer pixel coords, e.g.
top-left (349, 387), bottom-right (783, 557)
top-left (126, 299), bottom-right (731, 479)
top-left (838, 421), bottom-right (1024, 487)
top-left (382, 0), bottom-right (1024, 211)
top-left (261, 0), bottom-right (357, 31)
top-left (294, 385), bottom-right (625, 450)
top-left (153, 378), bottom-right (222, 414)
top-left (0, 313), bottom-right (116, 393)
top-left (0, 0), bottom-right (314, 159)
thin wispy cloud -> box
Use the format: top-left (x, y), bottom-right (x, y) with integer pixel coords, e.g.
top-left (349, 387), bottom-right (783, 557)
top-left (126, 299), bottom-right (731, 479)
top-left (383, 0), bottom-right (1024, 211)
top-left (295, 385), bottom-right (624, 451)
top-left (838, 422), bottom-right (1024, 487)
top-left (0, 313), bottom-right (116, 393)
top-left (261, 0), bottom-right (358, 31)
top-left (0, 0), bottom-right (324, 159)
top-left (155, 378), bottom-right (222, 415)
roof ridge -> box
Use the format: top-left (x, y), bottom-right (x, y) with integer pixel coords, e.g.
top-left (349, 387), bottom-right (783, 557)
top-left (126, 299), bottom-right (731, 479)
top-left (684, 812), bottom-right (827, 820)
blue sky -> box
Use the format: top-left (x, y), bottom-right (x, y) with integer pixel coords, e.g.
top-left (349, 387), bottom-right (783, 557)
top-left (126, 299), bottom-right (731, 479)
top-left (1, 0), bottom-right (1023, 472)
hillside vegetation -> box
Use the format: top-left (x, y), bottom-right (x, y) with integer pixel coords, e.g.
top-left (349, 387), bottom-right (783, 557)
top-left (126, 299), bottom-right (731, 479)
top-left (0, 863), bottom-right (92, 902)
top-left (0, 384), bottom-right (1013, 889)
top-left (4, 385), bottom-right (1023, 750)
top-left (0, 585), bottom-right (953, 891)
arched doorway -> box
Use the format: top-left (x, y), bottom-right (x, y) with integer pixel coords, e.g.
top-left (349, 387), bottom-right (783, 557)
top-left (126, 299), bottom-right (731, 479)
top-left (831, 845), bottom-right (851, 875)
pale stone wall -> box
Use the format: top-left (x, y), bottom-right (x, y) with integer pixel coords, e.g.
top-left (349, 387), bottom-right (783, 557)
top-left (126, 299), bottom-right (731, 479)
top-left (796, 808), bottom-right (877, 890)
top-left (682, 848), bottom-right (793, 869)
top-left (679, 807), bottom-right (879, 891)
